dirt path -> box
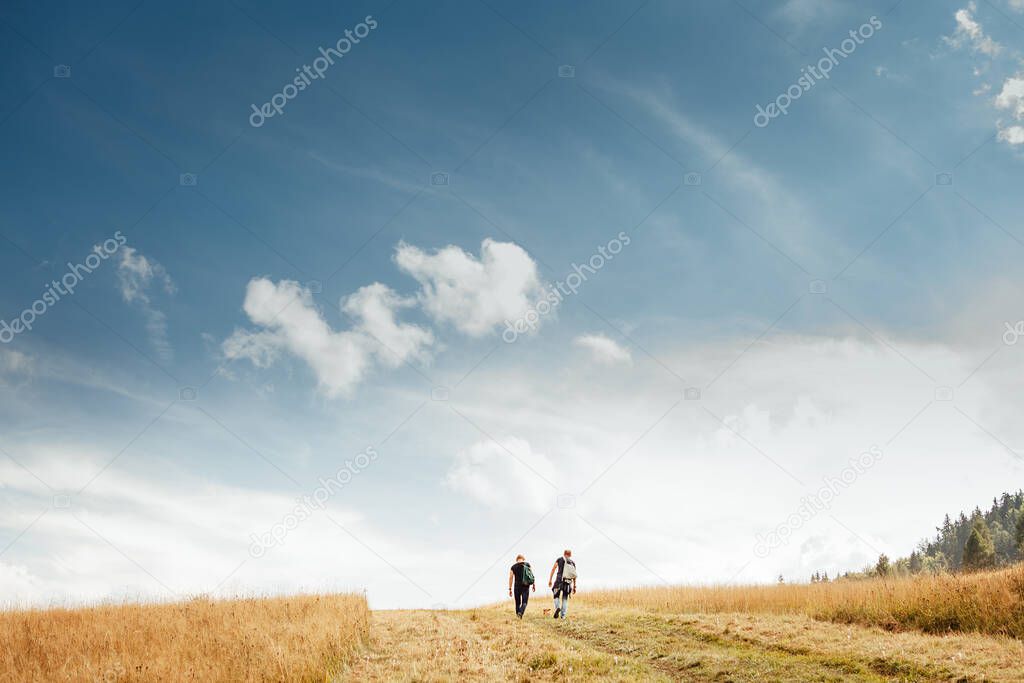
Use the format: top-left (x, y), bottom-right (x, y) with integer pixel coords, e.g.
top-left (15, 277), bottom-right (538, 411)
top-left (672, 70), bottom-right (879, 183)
top-left (338, 608), bottom-right (667, 682)
top-left (339, 605), bottom-right (1023, 682)
top-left (534, 611), bottom-right (918, 682)
top-left (338, 610), bottom-right (517, 681)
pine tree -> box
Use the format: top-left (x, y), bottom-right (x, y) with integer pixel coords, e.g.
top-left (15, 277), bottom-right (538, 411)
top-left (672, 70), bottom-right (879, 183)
top-left (875, 553), bottom-right (890, 577)
top-left (909, 550), bottom-right (923, 573)
top-left (954, 512), bottom-right (971, 568)
top-left (940, 514), bottom-right (953, 537)
top-left (963, 517), bottom-right (997, 571)
top-left (872, 490), bottom-right (1024, 574)
top-left (1016, 511), bottom-right (1024, 553)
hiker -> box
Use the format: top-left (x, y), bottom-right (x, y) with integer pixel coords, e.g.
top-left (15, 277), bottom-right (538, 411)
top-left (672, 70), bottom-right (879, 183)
top-left (547, 549), bottom-right (576, 619)
top-left (508, 554), bottom-right (535, 618)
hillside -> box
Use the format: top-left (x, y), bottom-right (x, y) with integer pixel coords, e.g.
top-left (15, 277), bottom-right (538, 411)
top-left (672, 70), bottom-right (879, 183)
top-left (344, 605), bottom-right (1023, 682)
top-left (6, 569), bottom-right (1024, 681)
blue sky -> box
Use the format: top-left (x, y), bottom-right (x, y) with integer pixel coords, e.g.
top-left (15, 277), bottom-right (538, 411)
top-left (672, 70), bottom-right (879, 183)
top-left (2, 0), bottom-right (1024, 608)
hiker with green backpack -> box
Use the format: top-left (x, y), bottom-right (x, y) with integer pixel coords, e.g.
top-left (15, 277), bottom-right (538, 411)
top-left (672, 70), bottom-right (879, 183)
top-left (548, 549), bottom-right (577, 619)
top-left (508, 554), bottom-right (535, 618)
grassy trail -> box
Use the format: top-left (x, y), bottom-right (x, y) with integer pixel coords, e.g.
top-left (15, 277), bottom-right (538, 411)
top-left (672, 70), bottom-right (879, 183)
top-left (339, 607), bottom-right (665, 681)
top-left (339, 604), bottom-right (1024, 682)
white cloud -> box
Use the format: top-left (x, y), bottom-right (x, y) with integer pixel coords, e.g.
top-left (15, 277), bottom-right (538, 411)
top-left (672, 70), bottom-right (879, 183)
top-left (222, 278), bottom-right (433, 397)
top-left (436, 323), bottom-right (1024, 590)
top-left (395, 239), bottom-right (545, 337)
top-left (945, 7), bottom-right (1021, 147)
top-left (997, 124), bottom-right (1024, 145)
top-left (117, 247), bottom-right (175, 361)
top-left (573, 333), bottom-right (633, 366)
top-left (221, 328), bottom-right (281, 369)
top-left (0, 446), bottom-right (443, 609)
top-left (994, 75), bottom-right (1024, 118)
top-left (224, 237), bottom-right (547, 396)
top-left (6, 320), bottom-right (1024, 608)
top-left (117, 247), bottom-right (174, 303)
top-left (342, 283), bottom-right (434, 368)
top-left (1010, 0), bottom-right (1024, 12)
top-left (944, 3), bottom-right (1002, 56)
top-left (993, 75), bottom-right (1024, 145)
top-left (444, 437), bottom-right (557, 514)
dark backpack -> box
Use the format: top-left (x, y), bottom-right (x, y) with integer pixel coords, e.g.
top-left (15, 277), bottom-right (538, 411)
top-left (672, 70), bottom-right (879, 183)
top-left (521, 562), bottom-right (535, 586)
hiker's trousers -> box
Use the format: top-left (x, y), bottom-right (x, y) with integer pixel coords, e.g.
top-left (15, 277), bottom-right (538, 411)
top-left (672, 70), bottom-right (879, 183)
top-left (514, 584), bottom-right (530, 616)
top-left (553, 581), bottom-right (571, 617)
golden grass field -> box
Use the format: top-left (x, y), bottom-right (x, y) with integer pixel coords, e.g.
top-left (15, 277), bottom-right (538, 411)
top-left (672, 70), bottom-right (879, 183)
top-left (4, 569), bottom-right (1024, 681)
top-left (585, 564), bottom-right (1024, 639)
top-left (0, 593), bottom-right (369, 682)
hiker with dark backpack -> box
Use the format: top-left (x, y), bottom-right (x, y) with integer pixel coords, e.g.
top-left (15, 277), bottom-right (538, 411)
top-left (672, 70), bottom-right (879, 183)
top-left (508, 554), bottom-right (535, 618)
top-left (547, 549), bottom-right (576, 619)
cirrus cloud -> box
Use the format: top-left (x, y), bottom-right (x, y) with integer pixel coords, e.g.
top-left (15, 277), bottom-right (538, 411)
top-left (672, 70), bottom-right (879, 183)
top-left (573, 333), bottom-right (633, 366)
top-left (117, 247), bottom-right (175, 361)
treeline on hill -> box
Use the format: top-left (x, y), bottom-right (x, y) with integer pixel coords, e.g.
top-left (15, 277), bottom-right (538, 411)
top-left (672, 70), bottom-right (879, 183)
top-left (809, 490), bottom-right (1024, 582)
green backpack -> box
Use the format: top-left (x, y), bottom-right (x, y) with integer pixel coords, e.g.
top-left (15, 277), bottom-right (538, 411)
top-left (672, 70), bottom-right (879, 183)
top-left (521, 562), bottom-right (535, 586)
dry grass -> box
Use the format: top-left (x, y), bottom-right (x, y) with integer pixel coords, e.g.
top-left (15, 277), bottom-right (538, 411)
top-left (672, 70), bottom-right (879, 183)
top-left (7, 569), bottom-right (1024, 681)
top-left (583, 565), bottom-right (1024, 639)
top-left (681, 611), bottom-right (1024, 682)
top-left (342, 602), bottom-right (1024, 681)
top-left (342, 608), bottom-right (666, 681)
top-left (0, 593), bottom-right (369, 682)
top-left (531, 605), bottom-right (1024, 682)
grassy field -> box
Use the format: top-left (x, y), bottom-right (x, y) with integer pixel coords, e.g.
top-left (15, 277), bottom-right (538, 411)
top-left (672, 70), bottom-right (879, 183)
top-left (5, 570), bottom-right (1024, 681)
top-left (342, 604), bottom-right (1024, 682)
top-left (586, 565), bottom-right (1024, 639)
top-left (0, 593), bottom-right (369, 682)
